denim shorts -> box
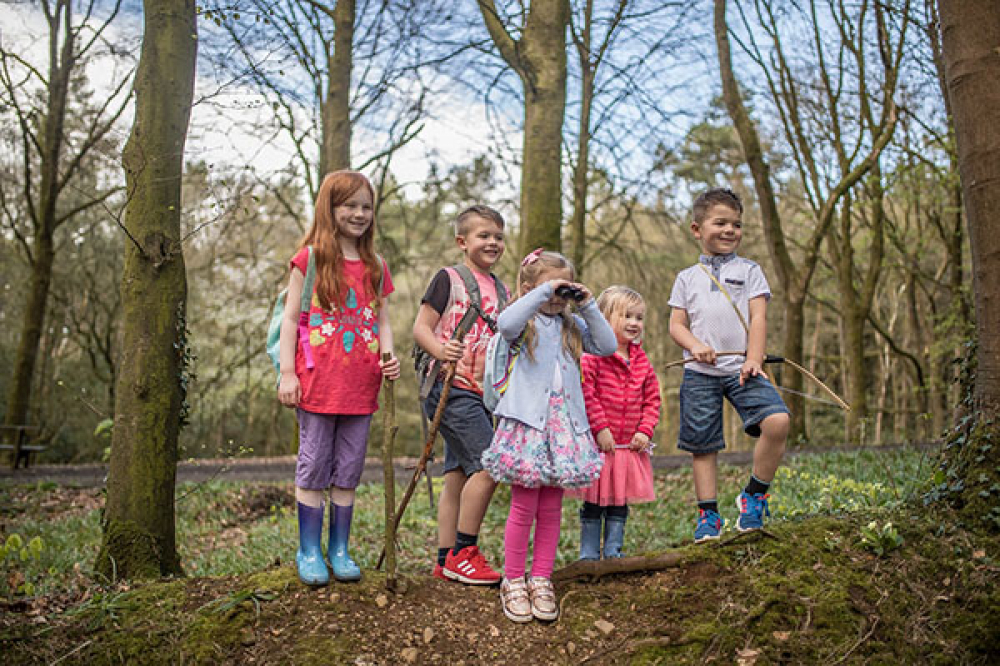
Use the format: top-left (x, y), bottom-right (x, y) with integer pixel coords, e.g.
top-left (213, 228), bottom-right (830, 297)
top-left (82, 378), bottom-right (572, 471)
top-left (423, 381), bottom-right (495, 476)
top-left (677, 369), bottom-right (789, 454)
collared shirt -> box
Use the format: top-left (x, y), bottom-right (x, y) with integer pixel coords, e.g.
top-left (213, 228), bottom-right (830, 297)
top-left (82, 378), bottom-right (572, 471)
top-left (668, 253), bottom-right (771, 376)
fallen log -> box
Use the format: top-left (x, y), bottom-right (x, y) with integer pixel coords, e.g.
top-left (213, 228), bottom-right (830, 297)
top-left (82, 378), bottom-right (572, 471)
top-left (552, 551), bottom-right (687, 583)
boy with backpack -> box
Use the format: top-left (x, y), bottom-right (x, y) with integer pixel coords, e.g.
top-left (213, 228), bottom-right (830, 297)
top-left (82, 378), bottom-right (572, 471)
top-left (412, 205), bottom-right (510, 584)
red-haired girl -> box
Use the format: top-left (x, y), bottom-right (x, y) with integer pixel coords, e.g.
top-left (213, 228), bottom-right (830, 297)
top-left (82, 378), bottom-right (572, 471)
top-left (277, 170), bottom-right (400, 585)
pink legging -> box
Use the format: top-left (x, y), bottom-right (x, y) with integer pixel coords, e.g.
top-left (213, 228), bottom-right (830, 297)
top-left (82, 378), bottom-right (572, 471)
top-left (503, 484), bottom-right (565, 579)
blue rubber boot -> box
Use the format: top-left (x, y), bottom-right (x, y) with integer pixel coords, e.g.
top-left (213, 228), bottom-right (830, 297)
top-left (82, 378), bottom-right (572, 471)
top-left (603, 516), bottom-right (626, 559)
top-left (328, 503), bottom-right (362, 582)
top-left (579, 508), bottom-right (603, 561)
top-left (296, 502), bottom-right (329, 586)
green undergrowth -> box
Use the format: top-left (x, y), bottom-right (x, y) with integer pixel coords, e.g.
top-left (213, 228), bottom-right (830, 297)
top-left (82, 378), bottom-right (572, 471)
top-left (0, 446), bottom-right (932, 600)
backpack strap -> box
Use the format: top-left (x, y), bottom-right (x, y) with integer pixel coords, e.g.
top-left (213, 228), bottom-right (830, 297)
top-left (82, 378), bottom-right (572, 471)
top-left (299, 246), bottom-right (316, 313)
top-left (493, 273), bottom-right (508, 312)
top-left (453, 264), bottom-right (505, 332)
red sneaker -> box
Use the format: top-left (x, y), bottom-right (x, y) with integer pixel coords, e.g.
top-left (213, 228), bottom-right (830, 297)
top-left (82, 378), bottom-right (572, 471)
top-left (432, 563), bottom-right (449, 581)
top-left (443, 545), bottom-right (502, 585)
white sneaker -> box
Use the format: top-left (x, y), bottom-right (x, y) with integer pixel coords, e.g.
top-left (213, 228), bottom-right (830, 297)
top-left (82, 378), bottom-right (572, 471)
top-left (526, 576), bottom-right (559, 621)
top-left (500, 576), bottom-right (532, 623)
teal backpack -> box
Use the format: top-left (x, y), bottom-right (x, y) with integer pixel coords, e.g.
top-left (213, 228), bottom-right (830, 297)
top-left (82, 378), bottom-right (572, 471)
top-left (483, 331), bottom-right (522, 412)
top-left (265, 247), bottom-right (316, 385)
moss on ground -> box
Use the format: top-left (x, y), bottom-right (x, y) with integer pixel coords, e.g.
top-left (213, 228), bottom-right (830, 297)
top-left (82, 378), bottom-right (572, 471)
top-left (4, 505), bottom-right (999, 665)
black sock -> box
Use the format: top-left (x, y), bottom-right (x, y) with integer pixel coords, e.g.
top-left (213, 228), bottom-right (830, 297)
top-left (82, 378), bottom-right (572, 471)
top-left (698, 499), bottom-right (719, 514)
top-left (437, 547), bottom-right (450, 566)
top-left (580, 501), bottom-right (604, 520)
top-left (452, 531), bottom-right (477, 555)
top-left (745, 475), bottom-right (770, 497)
top-left (606, 504), bottom-right (630, 520)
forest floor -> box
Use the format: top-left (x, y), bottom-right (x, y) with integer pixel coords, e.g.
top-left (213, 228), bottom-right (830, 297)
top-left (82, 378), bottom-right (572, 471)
top-left (1, 445), bottom-right (998, 664)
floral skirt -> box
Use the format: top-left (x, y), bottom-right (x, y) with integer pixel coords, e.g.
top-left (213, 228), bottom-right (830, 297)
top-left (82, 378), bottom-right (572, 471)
top-left (482, 390), bottom-right (603, 489)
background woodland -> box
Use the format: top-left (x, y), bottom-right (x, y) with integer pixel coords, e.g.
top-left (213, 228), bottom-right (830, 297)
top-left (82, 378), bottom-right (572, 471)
top-left (0, 0), bottom-right (971, 463)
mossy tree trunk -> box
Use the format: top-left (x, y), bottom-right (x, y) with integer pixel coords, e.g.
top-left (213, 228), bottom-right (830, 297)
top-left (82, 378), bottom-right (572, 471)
top-left (96, 0), bottom-right (197, 580)
top-left (478, 0), bottom-right (570, 256)
top-left (937, 0), bottom-right (1000, 526)
top-left (939, 0), bottom-right (1000, 413)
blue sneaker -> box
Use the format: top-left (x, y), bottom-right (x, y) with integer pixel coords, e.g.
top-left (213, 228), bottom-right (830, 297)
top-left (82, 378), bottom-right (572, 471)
top-left (694, 509), bottom-right (724, 543)
top-left (736, 492), bottom-right (770, 532)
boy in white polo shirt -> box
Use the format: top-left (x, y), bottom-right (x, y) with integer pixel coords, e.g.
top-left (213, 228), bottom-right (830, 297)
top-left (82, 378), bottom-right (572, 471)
top-left (668, 188), bottom-right (790, 543)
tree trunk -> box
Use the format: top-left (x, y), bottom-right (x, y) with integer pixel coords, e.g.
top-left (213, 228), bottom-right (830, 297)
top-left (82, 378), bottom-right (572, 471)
top-left (569, 0), bottom-right (596, 274)
top-left (936, 0), bottom-right (1000, 528)
top-left (569, 63), bottom-right (593, 274)
top-left (320, 0), bottom-right (354, 177)
top-left (938, 0), bottom-right (1000, 414)
top-left (478, 0), bottom-right (569, 255)
top-left (96, 0), bottom-right (197, 580)
top-left (6, 237), bottom-right (55, 438)
top-left (4, 1), bottom-right (74, 434)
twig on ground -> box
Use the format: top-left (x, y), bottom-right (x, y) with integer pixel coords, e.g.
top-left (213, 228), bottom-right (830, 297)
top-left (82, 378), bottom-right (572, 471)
top-left (829, 617), bottom-right (880, 665)
top-left (50, 639), bottom-right (93, 665)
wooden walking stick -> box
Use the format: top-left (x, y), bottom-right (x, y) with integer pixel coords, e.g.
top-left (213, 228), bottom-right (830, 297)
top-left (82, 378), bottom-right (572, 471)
top-left (380, 352), bottom-right (399, 591)
top-left (376, 307), bottom-right (479, 570)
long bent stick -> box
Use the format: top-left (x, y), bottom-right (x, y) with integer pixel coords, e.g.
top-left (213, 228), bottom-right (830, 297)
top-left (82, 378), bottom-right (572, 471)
top-left (380, 353), bottom-right (399, 590)
top-left (376, 311), bottom-right (477, 571)
top-left (376, 362), bottom-right (457, 570)
top-left (662, 351), bottom-right (850, 411)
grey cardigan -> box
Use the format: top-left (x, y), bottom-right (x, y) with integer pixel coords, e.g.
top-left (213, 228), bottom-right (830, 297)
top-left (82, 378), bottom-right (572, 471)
top-left (492, 283), bottom-right (617, 433)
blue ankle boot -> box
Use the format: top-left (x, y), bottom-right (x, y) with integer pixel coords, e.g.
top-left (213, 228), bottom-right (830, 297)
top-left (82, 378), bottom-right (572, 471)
top-left (296, 502), bottom-right (329, 586)
top-left (603, 516), bottom-right (626, 559)
top-left (579, 508), bottom-right (603, 561)
top-left (328, 503), bottom-right (361, 582)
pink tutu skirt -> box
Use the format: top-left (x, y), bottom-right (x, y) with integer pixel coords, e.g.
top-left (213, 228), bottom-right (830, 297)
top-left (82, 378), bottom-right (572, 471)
top-left (578, 447), bottom-right (656, 505)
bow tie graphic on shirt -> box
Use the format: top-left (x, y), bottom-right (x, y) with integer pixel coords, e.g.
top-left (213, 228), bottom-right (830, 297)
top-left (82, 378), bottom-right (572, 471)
top-left (699, 253), bottom-right (735, 291)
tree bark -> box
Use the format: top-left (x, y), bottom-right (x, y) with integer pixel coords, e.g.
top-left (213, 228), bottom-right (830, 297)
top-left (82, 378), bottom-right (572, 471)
top-left (938, 0), bottom-right (1000, 414)
top-left (320, 0), bottom-right (354, 177)
top-left (478, 0), bottom-right (570, 255)
top-left (96, 0), bottom-right (197, 580)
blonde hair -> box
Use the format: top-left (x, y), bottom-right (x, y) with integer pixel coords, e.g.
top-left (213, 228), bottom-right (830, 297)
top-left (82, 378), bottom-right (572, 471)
top-left (597, 286), bottom-right (645, 342)
top-left (517, 250), bottom-right (583, 362)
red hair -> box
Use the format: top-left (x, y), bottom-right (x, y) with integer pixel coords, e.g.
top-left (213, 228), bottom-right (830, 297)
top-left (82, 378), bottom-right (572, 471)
top-left (299, 170), bottom-right (382, 311)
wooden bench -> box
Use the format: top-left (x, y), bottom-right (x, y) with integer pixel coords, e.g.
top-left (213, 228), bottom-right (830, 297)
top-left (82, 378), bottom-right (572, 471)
top-left (0, 425), bottom-right (44, 469)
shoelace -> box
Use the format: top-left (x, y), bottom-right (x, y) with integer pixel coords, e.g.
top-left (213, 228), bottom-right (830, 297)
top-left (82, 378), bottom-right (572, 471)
top-left (742, 494), bottom-right (771, 517)
top-left (699, 510), bottom-right (721, 527)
